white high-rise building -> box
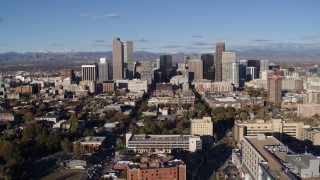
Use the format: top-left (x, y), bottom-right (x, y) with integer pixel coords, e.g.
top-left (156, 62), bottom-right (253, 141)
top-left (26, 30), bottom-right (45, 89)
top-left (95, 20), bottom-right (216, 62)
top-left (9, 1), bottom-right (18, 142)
top-left (221, 52), bottom-right (236, 82)
top-left (82, 64), bottom-right (98, 81)
top-left (260, 60), bottom-right (270, 71)
top-left (226, 62), bottom-right (239, 86)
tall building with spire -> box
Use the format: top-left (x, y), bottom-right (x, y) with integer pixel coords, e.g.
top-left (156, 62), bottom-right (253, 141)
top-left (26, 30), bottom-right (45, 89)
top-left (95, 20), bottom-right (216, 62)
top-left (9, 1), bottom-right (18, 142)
top-left (113, 38), bottom-right (124, 80)
top-left (215, 42), bottom-right (225, 82)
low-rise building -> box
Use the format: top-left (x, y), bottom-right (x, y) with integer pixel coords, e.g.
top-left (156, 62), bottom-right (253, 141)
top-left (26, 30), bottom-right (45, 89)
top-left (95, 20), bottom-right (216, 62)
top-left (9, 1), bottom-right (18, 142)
top-left (73, 136), bottom-right (106, 152)
top-left (126, 132), bottom-right (202, 153)
top-left (240, 135), bottom-right (319, 180)
top-left (190, 116), bottom-right (213, 136)
top-left (0, 113), bottom-right (15, 122)
top-left (195, 81), bottom-right (233, 93)
top-left (234, 119), bottom-right (304, 142)
top-left (127, 158), bottom-right (186, 180)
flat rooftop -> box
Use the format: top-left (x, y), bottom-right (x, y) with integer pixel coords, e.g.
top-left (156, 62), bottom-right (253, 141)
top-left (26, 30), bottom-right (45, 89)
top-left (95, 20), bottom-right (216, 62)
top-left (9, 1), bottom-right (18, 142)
top-left (245, 136), bottom-right (293, 180)
top-left (129, 134), bottom-right (195, 142)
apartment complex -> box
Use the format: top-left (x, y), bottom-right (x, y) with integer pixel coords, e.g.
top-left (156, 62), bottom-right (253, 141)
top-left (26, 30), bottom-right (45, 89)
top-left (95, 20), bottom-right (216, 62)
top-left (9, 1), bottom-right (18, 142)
top-left (297, 104), bottom-right (320, 117)
top-left (126, 133), bottom-right (202, 153)
top-left (300, 127), bottom-right (320, 147)
top-left (190, 116), bottom-right (213, 136)
top-left (234, 119), bottom-right (304, 142)
top-left (268, 75), bottom-right (282, 104)
top-left (195, 81), bottom-right (233, 93)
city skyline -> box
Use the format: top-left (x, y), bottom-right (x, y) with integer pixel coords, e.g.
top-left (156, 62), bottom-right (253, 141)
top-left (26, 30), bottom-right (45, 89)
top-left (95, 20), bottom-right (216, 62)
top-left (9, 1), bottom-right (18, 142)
top-left (0, 0), bottom-right (320, 54)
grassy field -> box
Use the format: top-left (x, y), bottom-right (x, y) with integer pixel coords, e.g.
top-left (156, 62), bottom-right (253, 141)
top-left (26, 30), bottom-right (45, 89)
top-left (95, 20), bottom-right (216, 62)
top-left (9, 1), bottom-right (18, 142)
top-left (40, 171), bottom-right (85, 180)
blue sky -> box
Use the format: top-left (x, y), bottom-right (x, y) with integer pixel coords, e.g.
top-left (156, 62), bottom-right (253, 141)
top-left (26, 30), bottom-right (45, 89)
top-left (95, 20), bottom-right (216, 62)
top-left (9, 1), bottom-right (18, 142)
top-left (0, 0), bottom-right (320, 53)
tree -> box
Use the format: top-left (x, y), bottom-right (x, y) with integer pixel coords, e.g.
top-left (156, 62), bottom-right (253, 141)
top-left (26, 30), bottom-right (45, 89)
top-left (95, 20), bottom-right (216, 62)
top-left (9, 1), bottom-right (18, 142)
top-left (240, 112), bottom-right (248, 120)
top-left (216, 113), bottom-right (225, 121)
top-left (23, 112), bottom-right (34, 122)
top-left (68, 113), bottom-right (79, 133)
top-left (73, 142), bottom-right (82, 158)
top-left (116, 138), bottom-right (125, 149)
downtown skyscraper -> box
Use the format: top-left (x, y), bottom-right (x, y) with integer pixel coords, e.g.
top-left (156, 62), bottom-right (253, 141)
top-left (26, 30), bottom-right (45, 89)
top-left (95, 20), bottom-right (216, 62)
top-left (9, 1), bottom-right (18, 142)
top-left (123, 41), bottom-right (134, 79)
top-left (113, 38), bottom-right (124, 80)
top-left (215, 42), bottom-right (225, 82)
top-left (201, 53), bottom-right (214, 80)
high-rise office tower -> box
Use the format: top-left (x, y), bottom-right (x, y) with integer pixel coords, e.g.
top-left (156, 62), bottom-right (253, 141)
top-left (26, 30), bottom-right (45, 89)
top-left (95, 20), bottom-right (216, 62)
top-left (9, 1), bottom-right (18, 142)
top-left (98, 57), bottom-right (109, 82)
top-left (221, 51), bottom-right (236, 82)
top-left (82, 64), bottom-right (98, 81)
top-left (159, 55), bottom-right (172, 83)
top-left (215, 42), bottom-right (225, 82)
top-left (140, 59), bottom-right (152, 85)
top-left (113, 38), bottom-right (124, 80)
top-left (247, 60), bottom-right (261, 78)
top-left (201, 53), bottom-right (214, 80)
top-left (188, 59), bottom-right (203, 82)
top-left (239, 60), bottom-right (248, 87)
top-left (260, 60), bottom-right (270, 72)
top-left (268, 75), bottom-right (282, 104)
top-left (246, 67), bottom-right (258, 81)
top-left (123, 41), bottom-right (134, 79)
top-left (226, 62), bottom-right (239, 86)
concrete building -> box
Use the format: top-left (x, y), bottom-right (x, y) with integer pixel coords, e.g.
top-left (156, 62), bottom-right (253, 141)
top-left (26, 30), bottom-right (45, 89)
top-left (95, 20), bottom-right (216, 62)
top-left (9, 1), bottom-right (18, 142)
top-left (245, 79), bottom-right (268, 90)
top-left (268, 75), bottom-right (282, 104)
top-left (215, 42), bottom-right (225, 82)
top-left (301, 127), bottom-right (320, 147)
top-left (60, 69), bottom-right (75, 81)
top-left (188, 59), bottom-right (203, 81)
top-left (113, 38), bottom-right (124, 80)
top-left (98, 58), bottom-right (109, 82)
top-left (303, 92), bottom-right (320, 104)
top-left (190, 116), bottom-right (213, 136)
top-left (260, 70), bottom-right (274, 80)
top-left (282, 76), bottom-right (303, 92)
top-left (82, 64), bottom-right (98, 81)
top-left (73, 136), bottom-right (106, 153)
top-left (259, 60), bottom-right (270, 71)
top-left (304, 76), bottom-right (320, 92)
top-left (102, 81), bottom-right (115, 93)
top-left (127, 79), bottom-right (148, 93)
top-left (126, 133), bottom-right (202, 153)
top-left (195, 81), bottom-right (233, 93)
top-left (297, 104), bottom-right (320, 117)
top-left (221, 51), bottom-right (236, 82)
top-left (241, 135), bottom-right (319, 180)
top-left (234, 119), bottom-right (304, 142)
top-left (127, 158), bottom-right (186, 180)
top-left (140, 59), bottom-right (152, 85)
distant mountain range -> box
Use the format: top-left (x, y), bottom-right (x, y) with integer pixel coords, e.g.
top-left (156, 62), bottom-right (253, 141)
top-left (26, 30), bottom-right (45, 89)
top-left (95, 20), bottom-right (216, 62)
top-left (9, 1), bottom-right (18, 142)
top-left (0, 49), bottom-right (319, 64)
